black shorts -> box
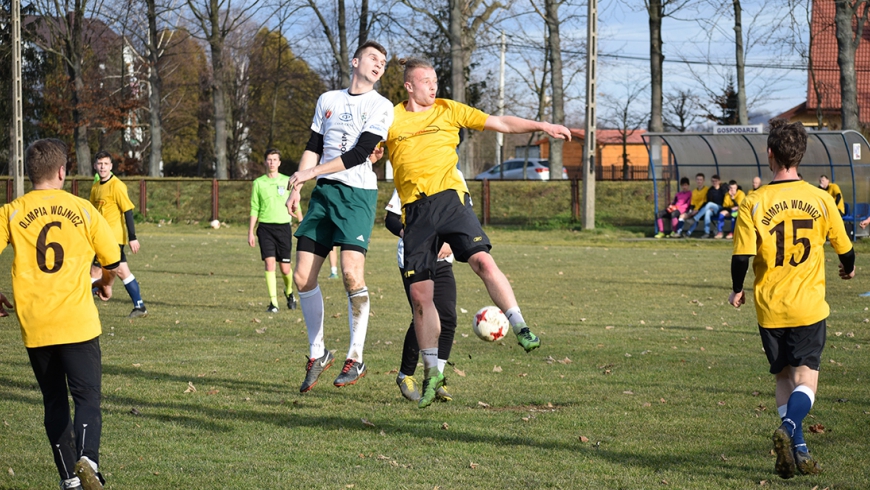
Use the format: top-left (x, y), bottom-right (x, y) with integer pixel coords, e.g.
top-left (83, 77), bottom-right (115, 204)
top-left (759, 319), bottom-right (826, 374)
top-left (403, 190), bottom-right (491, 284)
top-left (93, 245), bottom-right (127, 267)
top-left (257, 222), bottom-right (293, 262)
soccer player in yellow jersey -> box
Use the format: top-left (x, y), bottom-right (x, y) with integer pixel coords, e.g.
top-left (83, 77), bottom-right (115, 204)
top-left (385, 58), bottom-right (569, 407)
top-left (717, 180), bottom-right (745, 239)
top-left (89, 151), bottom-right (147, 318)
top-left (0, 139), bottom-right (119, 489)
top-left (729, 119), bottom-right (855, 480)
top-left (818, 175), bottom-right (845, 215)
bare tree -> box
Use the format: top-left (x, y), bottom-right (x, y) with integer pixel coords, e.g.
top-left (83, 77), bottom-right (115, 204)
top-left (663, 89), bottom-right (702, 132)
top-left (834, 0), bottom-right (870, 130)
top-left (31, 0), bottom-right (111, 175)
top-left (185, 0), bottom-right (266, 179)
top-left (645, 0), bottom-right (695, 135)
top-left (602, 78), bottom-right (649, 180)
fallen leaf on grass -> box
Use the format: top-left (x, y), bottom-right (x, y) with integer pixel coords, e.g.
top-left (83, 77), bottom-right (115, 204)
top-left (184, 382), bottom-right (196, 393)
top-left (492, 365), bottom-right (502, 373)
top-left (660, 398), bottom-right (666, 404)
top-left (478, 401), bottom-right (490, 408)
top-left (809, 424), bottom-right (825, 433)
top-left (544, 356), bottom-right (556, 364)
top-left (623, 390), bottom-right (634, 395)
top-left (206, 389), bottom-right (219, 395)
top-left (469, 462), bottom-right (479, 469)
top-left (255, 327), bottom-right (267, 334)
top-left (132, 363), bottom-right (141, 367)
top-left (130, 407), bottom-right (141, 416)
top-left (751, 391), bottom-right (760, 396)
top-left (605, 326), bottom-right (614, 330)
top-left (7, 468), bottom-right (13, 476)
top-left (718, 401), bottom-right (726, 406)
top-left (441, 423), bottom-right (449, 430)
top-left (459, 308), bottom-right (468, 313)
top-left (557, 357), bottom-right (572, 364)
top-left (720, 454), bottom-right (728, 461)
top-left (835, 332), bottom-right (843, 337)
top-left (252, 318), bottom-right (261, 324)
top-left (642, 402), bottom-right (651, 407)
top-left (332, 313), bottom-right (342, 318)
top-left (579, 435), bottom-right (589, 442)
top-left (361, 418), bottom-right (375, 428)
top-left (705, 326), bottom-right (714, 330)
top-left (661, 480), bottom-right (668, 485)
top-left (453, 366), bottom-right (466, 377)
top-left (461, 333), bottom-right (469, 337)
top-left (377, 455), bottom-right (389, 460)
top-left (759, 480), bottom-right (767, 486)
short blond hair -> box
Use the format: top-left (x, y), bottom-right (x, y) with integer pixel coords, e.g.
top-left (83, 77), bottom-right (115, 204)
top-left (399, 57), bottom-right (434, 82)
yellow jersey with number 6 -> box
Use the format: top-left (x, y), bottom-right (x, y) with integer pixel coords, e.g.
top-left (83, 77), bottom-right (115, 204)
top-left (732, 179), bottom-right (852, 328)
top-left (0, 189), bottom-right (120, 347)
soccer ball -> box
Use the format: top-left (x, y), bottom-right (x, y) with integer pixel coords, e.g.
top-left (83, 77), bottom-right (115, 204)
top-left (473, 306), bottom-right (509, 342)
top-left (210, 219), bottom-right (221, 229)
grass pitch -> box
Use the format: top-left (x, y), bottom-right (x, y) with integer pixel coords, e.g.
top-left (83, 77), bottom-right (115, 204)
top-left (1, 224), bottom-right (869, 489)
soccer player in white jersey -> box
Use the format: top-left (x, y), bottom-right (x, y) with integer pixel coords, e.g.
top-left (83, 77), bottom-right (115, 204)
top-left (286, 40), bottom-right (394, 392)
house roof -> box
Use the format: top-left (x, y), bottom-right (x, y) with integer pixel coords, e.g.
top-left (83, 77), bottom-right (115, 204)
top-left (538, 128), bottom-right (649, 145)
top-left (806, 0), bottom-right (870, 125)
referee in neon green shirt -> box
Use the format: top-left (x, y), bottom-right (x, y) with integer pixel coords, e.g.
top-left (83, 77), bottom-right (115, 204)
top-left (249, 149), bottom-right (303, 312)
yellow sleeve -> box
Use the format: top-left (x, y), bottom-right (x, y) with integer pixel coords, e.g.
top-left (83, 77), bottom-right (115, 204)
top-left (825, 195), bottom-right (852, 255)
top-left (732, 197), bottom-right (757, 256)
top-left (448, 100), bottom-right (488, 131)
top-left (113, 179), bottom-right (135, 213)
top-left (735, 190), bottom-right (745, 207)
top-left (0, 205), bottom-right (9, 255)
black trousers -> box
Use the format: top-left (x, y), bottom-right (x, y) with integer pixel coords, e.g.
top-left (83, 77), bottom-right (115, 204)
top-left (27, 337), bottom-right (102, 479)
top-left (400, 260), bottom-right (457, 376)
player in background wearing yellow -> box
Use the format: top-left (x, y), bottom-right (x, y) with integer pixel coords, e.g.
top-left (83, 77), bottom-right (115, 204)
top-left (716, 179), bottom-right (745, 239)
top-left (248, 149), bottom-right (303, 312)
top-left (386, 58), bottom-right (570, 407)
top-left (817, 175), bottom-right (845, 216)
top-left (89, 151), bottom-right (147, 318)
top-left (683, 173), bottom-right (709, 236)
top-left (729, 119), bottom-right (855, 479)
top-left (0, 139), bottom-right (120, 489)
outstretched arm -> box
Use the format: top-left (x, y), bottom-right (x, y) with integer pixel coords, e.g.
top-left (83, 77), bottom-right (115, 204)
top-left (484, 115), bottom-right (572, 141)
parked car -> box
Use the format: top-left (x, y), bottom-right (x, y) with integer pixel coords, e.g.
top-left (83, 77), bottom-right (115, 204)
top-left (473, 158), bottom-right (568, 180)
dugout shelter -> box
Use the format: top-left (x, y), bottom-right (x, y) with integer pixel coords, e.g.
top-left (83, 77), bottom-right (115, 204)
top-left (643, 131), bottom-right (870, 240)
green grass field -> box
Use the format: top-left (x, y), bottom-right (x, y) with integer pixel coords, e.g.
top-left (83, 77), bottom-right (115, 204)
top-left (1, 225), bottom-right (869, 489)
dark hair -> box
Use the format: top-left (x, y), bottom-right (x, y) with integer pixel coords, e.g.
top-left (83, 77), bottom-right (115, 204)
top-left (94, 150), bottom-right (112, 163)
top-left (728, 180), bottom-right (738, 186)
top-left (399, 57), bottom-right (435, 82)
top-left (265, 148), bottom-right (281, 159)
top-left (819, 174), bottom-right (829, 180)
top-left (353, 40), bottom-right (387, 60)
top-left (695, 173), bottom-right (705, 179)
top-left (25, 139), bottom-right (67, 184)
top-left (711, 174), bottom-right (720, 180)
top-left (680, 177), bottom-right (690, 185)
top-left (767, 118), bottom-right (807, 169)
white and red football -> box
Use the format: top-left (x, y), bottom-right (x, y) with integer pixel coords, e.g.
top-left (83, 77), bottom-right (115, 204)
top-left (473, 306), bottom-right (509, 342)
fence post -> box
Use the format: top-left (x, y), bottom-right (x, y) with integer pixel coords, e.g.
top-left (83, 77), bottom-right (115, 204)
top-left (71, 179), bottom-right (78, 197)
top-left (482, 179), bottom-right (490, 225)
top-left (139, 180), bottom-right (147, 217)
top-left (571, 178), bottom-right (580, 222)
top-left (212, 179), bottom-right (219, 221)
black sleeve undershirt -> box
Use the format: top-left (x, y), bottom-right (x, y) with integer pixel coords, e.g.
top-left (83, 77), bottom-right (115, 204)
top-left (340, 132), bottom-right (382, 169)
top-left (305, 130), bottom-right (324, 155)
top-left (839, 248), bottom-right (856, 276)
top-left (124, 209), bottom-right (136, 241)
top-left (731, 254), bottom-right (751, 293)
top-left (384, 212), bottom-right (404, 238)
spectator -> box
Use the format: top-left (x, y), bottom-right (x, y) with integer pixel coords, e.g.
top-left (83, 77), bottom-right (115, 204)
top-left (749, 176), bottom-right (762, 195)
top-left (684, 173), bottom-right (709, 236)
top-left (818, 175), bottom-right (845, 216)
top-left (655, 177), bottom-right (692, 238)
top-left (717, 180), bottom-right (745, 239)
top-left (695, 174), bottom-right (727, 238)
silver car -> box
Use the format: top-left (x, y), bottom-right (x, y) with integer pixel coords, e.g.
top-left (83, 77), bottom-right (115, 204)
top-left (474, 158), bottom-right (567, 180)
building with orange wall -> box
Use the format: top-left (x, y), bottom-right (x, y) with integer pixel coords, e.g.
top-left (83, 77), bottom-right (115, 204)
top-left (535, 129), bottom-right (669, 179)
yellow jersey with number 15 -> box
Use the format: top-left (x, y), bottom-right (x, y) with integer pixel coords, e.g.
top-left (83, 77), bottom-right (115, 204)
top-left (0, 189), bottom-right (120, 348)
top-left (732, 179), bottom-right (852, 328)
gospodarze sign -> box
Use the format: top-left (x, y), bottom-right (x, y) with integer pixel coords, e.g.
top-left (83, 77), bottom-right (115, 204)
top-left (713, 124), bottom-right (764, 134)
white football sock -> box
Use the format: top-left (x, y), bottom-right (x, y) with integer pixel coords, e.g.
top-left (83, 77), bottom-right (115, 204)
top-left (346, 287), bottom-right (370, 362)
top-left (437, 358), bottom-right (447, 374)
top-left (505, 307), bottom-right (526, 333)
top-left (299, 286), bottom-right (325, 359)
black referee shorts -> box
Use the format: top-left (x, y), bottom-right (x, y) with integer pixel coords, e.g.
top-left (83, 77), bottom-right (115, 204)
top-left (402, 190), bottom-right (491, 284)
top-left (257, 222), bottom-right (293, 262)
top-left (759, 319), bottom-right (826, 374)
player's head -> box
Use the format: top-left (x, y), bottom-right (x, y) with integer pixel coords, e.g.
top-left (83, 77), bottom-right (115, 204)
top-left (695, 173), bottom-right (705, 187)
top-left (752, 176), bottom-right (761, 189)
top-left (264, 148), bottom-right (281, 173)
top-left (94, 150), bottom-right (113, 179)
top-left (711, 174), bottom-right (721, 187)
top-left (679, 177), bottom-right (690, 190)
top-left (401, 57), bottom-right (437, 106)
top-left (767, 118), bottom-right (806, 171)
top-left (819, 174), bottom-right (829, 188)
top-left (351, 41), bottom-right (387, 86)
top-left (25, 138), bottom-right (68, 185)
top-left (728, 180), bottom-right (738, 195)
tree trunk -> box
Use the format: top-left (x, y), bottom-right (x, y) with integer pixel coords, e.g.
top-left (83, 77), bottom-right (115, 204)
top-left (648, 0), bottom-right (663, 133)
top-left (546, 0), bottom-right (564, 180)
top-left (733, 0), bottom-right (747, 125)
top-left (358, 0), bottom-right (369, 46)
top-left (449, 0), bottom-right (471, 176)
top-left (834, 1), bottom-right (869, 131)
top-left (147, 0), bottom-right (163, 176)
top-left (209, 42), bottom-right (228, 179)
top-left (66, 10), bottom-right (91, 176)
top-left (337, 0), bottom-right (350, 87)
